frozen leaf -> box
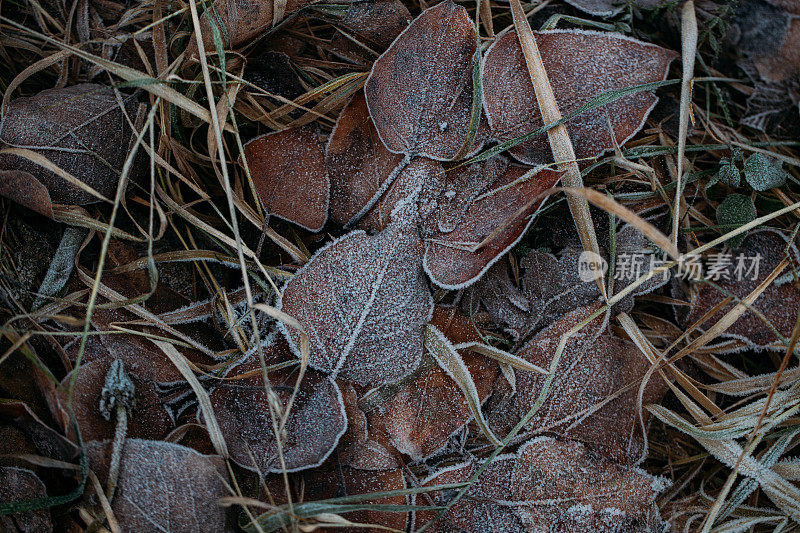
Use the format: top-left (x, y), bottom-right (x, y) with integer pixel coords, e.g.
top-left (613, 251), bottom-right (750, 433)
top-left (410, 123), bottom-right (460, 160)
top-left (460, 261), bottom-right (531, 340)
top-left (332, 0), bottom-right (412, 53)
top-left (482, 30), bottom-right (675, 165)
top-left (338, 382), bottom-right (400, 470)
top-left (278, 213), bottom-right (433, 387)
top-left (0, 467), bottom-right (52, 533)
top-left (0, 84), bottom-right (143, 213)
top-left (242, 127), bottom-right (329, 232)
top-left (364, 0), bottom-right (480, 161)
top-left (208, 336), bottom-right (347, 473)
top-left (366, 307), bottom-right (498, 460)
top-left (564, 0), bottom-right (670, 16)
top-left (414, 436), bottom-right (669, 532)
top-left (488, 302), bottom-right (668, 463)
top-left (742, 153), bottom-right (789, 191)
top-left (87, 439), bottom-right (234, 532)
top-left (327, 91), bottom-right (406, 227)
top-left (302, 464), bottom-right (408, 532)
top-left (423, 165), bottom-right (562, 289)
top-left (741, 72), bottom-right (800, 138)
top-left (717, 194), bottom-right (757, 249)
top-left (684, 229), bottom-right (800, 349)
top-left (730, 0), bottom-right (800, 82)
top-left (185, 0), bottom-right (309, 59)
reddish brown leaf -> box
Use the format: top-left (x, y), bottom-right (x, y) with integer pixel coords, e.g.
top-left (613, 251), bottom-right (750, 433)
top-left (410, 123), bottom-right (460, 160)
top-left (303, 464), bottom-right (408, 531)
top-left (487, 303), bottom-right (668, 463)
top-left (482, 30), bottom-right (676, 165)
top-left (208, 335), bottom-right (347, 472)
top-left (364, 0), bottom-right (479, 161)
top-left (366, 306), bottom-right (498, 461)
top-left (278, 213), bottom-right (433, 387)
top-left (0, 467), bottom-right (52, 533)
top-left (243, 127), bottom-right (329, 232)
top-left (331, 0), bottom-right (412, 57)
top-left (185, 0), bottom-right (309, 59)
top-left (414, 436), bottom-right (668, 532)
top-left (338, 382), bottom-right (400, 470)
top-left (684, 229), bottom-right (800, 350)
top-left (87, 439), bottom-right (234, 532)
top-left (0, 170), bottom-right (54, 218)
top-left (0, 84), bottom-right (143, 209)
top-left (422, 164), bottom-right (562, 289)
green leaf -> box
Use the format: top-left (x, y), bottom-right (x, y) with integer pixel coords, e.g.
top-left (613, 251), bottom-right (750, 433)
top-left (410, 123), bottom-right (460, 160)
top-left (743, 153), bottom-right (789, 191)
top-left (716, 194), bottom-right (757, 249)
top-left (712, 158), bottom-right (741, 188)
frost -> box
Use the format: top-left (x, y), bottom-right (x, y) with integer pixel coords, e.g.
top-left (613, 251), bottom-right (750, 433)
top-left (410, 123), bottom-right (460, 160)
top-left (0, 83), bottom-right (143, 213)
top-left (415, 436), bottom-right (668, 532)
top-left (0, 466), bottom-right (52, 532)
top-left (564, 0), bottom-right (669, 16)
top-left (743, 153), bottom-right (789, 191)
top-left (487, 303), bottom-right (668, 463)
top-left (278, 215), bottom-right (433, 387)
top-left (87, 439), bottom-right (234, 532)
top-left (365, 307), bottom-right (498, 461)
top-left (685, 229), bottom-right (800, 349)
top-left (422, 164), bottom-right (562, 289)
top-left (208, 337), bottom-right (347, 473)
top-left (364, 0), bottom-right (479, 161)
top-left (716, 194), bottom-right (757, 248)
top-left (242, 127), bottom-right (329, 232)
top-left (482, 30), bottom-right (676, 165)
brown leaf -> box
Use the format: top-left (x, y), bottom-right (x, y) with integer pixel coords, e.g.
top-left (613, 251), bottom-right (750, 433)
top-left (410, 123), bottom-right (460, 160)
top-left (0, 170), bottom-right (54, 218)
top-left (331, 0), bottom-right (412, 55)
top-left (208, 335), bottom-right (347, 472)
top-left (302, 464), bottom-right (408, 532)
top-left (338, 382), bottom-right (400, 470)
top-left (87, 439), bottom-right (234, 532)
top-left (243, 127), bottom-right (329, 232)
top-left (482, 30), bottom-right (675, 165)
top-left (185, 0), bottom-right (309, 59)
top-left (414, 436), bottom-right (669, 532)
top-left (278, 212), bottom-right (433, 387)
top-left (487, 303), bottom-right (668, 463)
top-left (0, 84), bottom-right (143, 210)
top-left (684, 229), bottom-right (800, 350)
top-left (0, 467), bottom-right (52, 533)
top-left (364, 0), bottom-right (479, 161)
top-left (422, 164), bottom-right (562, 289)
top-left (366, 306), bottom-right (498, 461)
top-left (564, 0), bottom-right (669, 16)
top-left (730, 0), bottom-right (800, 82)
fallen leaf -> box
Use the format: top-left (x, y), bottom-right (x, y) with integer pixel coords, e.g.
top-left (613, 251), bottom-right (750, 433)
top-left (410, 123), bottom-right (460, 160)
top-left (564, 0), bottom-right (669, 16)
top-left (717, 194), bottom-right (757, 248)
top-left (208, 335), bottom-right (347, 473)
top-left (414, 436), bottom-right (669, 532)
top-left (488, 303), bottom-right (668, 463)
top-left (87, 439), bottom-right (234, 532)
top-left (338, 382), bottom-right (400, 470)
top-left (331, 0), bottom-right (412, 58)
top-left (0, 467), bottom-right (52, 533)
top-left (364, 0), bottom-right (480, 161)
top-left (422, 164), bottom-right (562, 289)
top-left (0, 84), bottom-right (143, 212)
top-left (366, 306), bottom-right (498, 461)
top-left (742, 152), bottom-right (790, 191)
top-left (684, 229), bottom-right (800, 350)
top-left (482, 30), bottom-right (675, 166)
top-left (242, 127), bottom-right (329, 232)
top-left (278, 212), bottom-right (433, 387)
top-left (185, 0), bottom-right (309, 59)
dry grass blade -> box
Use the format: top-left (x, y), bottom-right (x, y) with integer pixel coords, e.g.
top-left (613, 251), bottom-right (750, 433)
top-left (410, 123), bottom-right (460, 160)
top-left (508, 0), bottom-right (605, 299)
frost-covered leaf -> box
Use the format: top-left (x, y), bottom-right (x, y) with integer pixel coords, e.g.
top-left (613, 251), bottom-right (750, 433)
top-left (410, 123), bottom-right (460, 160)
top-left (364, 0), bottom-right (479, 161)
top-left (366, 307), bottom-right (498, 460)
top-left (243, 127), bottom-right (329, 232)
top-left (0, 467), bottom-right (52, 533)
top-left (742, 153), bottom-right (789, 191)
top-left (684, 229), bottom-right (800, 350)
top-left (414, 436), bottom-right (669, 532)
top-left (330, 0), bottom-right (412, 59)
top-left (482, 30), bottom-right (675, 166)
top-left (87, 439), bottom-right (234, 532)
top-left (338, 382), bottom-right (400, 470)
top-left (423, 165), bottom-right (562, 289)
top-left (709, 157), bottom-right (742, 189)
top-left (278, 213), bottom-right (433, 387)
top-left (717, 194), bottom-right (757, 249)
top-left (186, 0), bottom-right (308, 59)
top-left (564, 0), bottom-right (670, 16)
top-left (208, 336), bottom-right (347, 473)
top-left (0, 84), bottom-right (143, 213)
top-left (488, 303), bottom-right (667, 462)
top-left (729, 0), bottom-right (800, 83)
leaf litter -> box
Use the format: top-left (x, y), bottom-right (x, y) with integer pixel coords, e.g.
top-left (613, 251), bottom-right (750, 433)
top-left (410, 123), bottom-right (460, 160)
top-left (4, 0), bottom-right (800, 530)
